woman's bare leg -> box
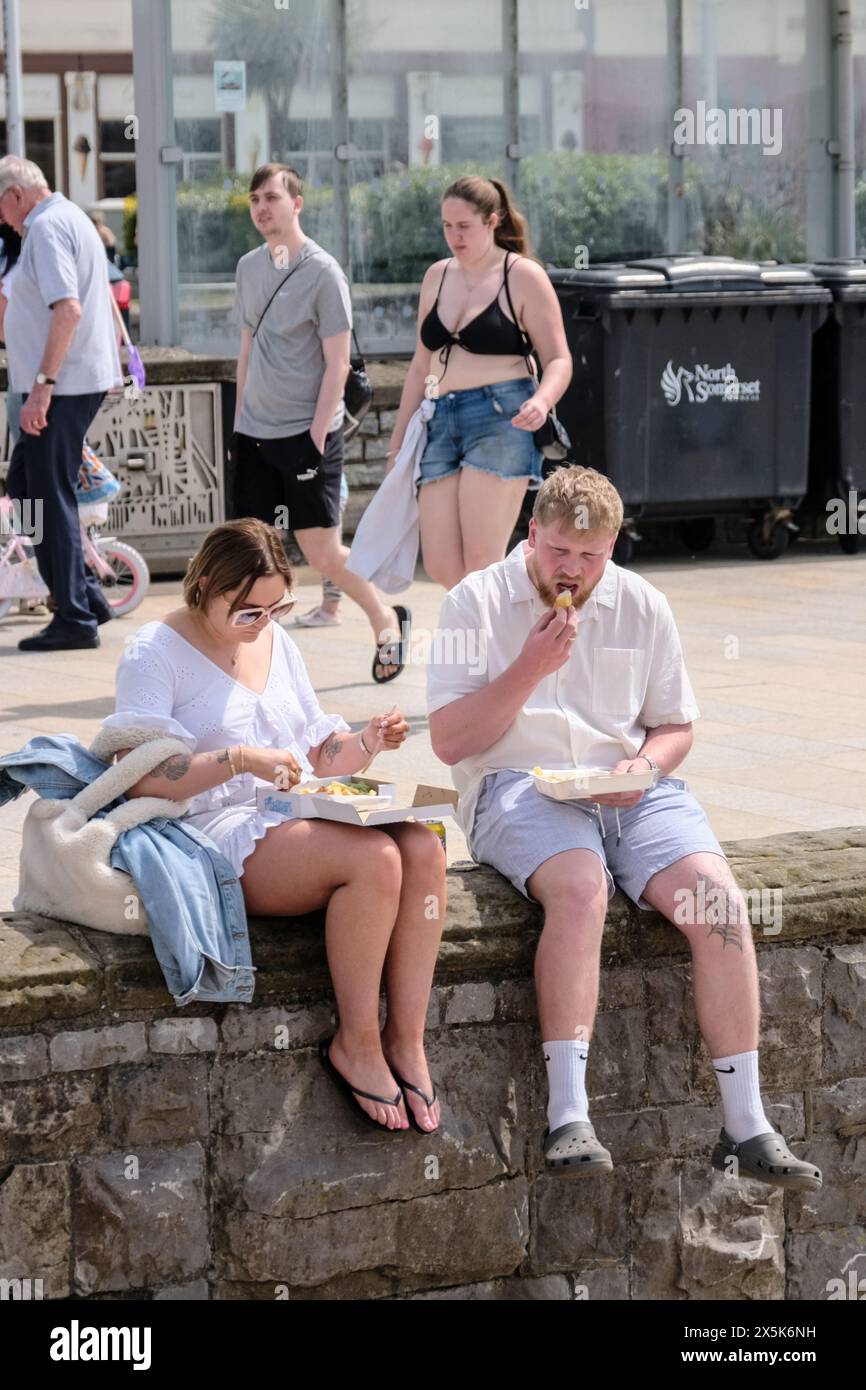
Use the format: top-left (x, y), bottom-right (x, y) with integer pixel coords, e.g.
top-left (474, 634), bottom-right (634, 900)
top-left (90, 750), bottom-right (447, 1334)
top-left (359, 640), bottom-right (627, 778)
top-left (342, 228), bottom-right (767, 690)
top-left (378, 823), bottom-right (447, 1131)
top-left (241, 817), bottom-right (409, 1128)
top-left (294, 523), bottom-right (398, 641)
top-left (458, 468), bottom-right (530, 575)
top-left (418, 474), bottom-right (464, 590)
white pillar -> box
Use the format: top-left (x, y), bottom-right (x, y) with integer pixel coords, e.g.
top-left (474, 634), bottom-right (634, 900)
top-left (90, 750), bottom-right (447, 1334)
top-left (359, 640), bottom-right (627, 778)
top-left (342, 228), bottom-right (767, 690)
top-left (806, 0), bottom-right (834, 259)
top-left (64, 72), bottom-right (98, 207)
top-left (831, 0), bottom-right (855, 258)
top-left (407, 72), bottom-right (441, 167)
top-left (1, 0), bottom-right (24, 157)
top-left (131, 0), bottom-right (179, 346)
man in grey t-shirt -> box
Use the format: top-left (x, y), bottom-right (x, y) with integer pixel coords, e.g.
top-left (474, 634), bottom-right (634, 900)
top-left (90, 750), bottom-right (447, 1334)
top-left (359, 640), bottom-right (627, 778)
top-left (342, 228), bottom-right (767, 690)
top-left (0, 156), bottom-right (122, 652)
top-left (231, 163), bottom-right (409, 682)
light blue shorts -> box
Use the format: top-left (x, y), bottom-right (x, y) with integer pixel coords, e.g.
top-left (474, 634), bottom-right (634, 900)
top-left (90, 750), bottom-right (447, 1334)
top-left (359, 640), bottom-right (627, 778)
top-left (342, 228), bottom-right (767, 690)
top-left (470, 769), bottom-right (725, 909)
top-left (418, 378), bottom-right (544, 488)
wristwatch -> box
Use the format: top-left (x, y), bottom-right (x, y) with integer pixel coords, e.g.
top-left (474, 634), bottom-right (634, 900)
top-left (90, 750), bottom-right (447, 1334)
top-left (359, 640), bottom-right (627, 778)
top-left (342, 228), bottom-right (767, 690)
top-left (637, 753), bottom-right (660, 781)
top-left (35, 372), bottom-right (57, 387)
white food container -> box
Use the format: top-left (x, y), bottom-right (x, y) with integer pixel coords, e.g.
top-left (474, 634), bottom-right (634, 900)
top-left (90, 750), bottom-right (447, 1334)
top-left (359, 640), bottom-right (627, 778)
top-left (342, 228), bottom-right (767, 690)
top-left (532, 765), bottom-right (656, 801)
top-left (257, 773), bottom-right (459, 828)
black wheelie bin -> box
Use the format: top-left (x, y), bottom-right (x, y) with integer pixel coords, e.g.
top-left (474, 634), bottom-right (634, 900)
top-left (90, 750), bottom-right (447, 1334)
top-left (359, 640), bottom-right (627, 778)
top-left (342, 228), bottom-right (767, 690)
top-left (547, 255), bottom-right (832, 561)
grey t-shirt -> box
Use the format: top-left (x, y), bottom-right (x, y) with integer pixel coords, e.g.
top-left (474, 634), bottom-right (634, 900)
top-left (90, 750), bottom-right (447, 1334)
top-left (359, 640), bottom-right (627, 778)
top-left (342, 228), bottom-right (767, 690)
top-left (5, 192), bottom-right (122, 396)
top-left (234, 238), bottom-right (352, 439)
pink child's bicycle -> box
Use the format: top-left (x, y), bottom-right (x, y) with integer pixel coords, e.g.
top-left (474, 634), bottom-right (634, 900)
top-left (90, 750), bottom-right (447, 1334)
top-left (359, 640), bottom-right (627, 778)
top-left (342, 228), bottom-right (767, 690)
top-left (0, 494), bottom-right (150, 622)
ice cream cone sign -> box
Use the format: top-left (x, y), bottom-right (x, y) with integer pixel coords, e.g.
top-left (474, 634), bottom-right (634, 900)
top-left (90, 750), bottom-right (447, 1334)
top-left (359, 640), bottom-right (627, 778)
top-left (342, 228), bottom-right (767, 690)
top-left (74, 136), bottom-right (92, 181)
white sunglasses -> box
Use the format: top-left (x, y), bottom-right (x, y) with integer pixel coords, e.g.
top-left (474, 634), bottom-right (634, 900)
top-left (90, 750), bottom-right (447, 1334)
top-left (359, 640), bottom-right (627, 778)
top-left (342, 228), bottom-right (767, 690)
top-left (229, 592), bottom-right (296, 627)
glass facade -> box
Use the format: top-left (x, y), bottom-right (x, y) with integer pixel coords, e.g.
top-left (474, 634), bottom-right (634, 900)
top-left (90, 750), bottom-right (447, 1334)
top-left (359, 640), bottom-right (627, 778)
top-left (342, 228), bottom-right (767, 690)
top-left (160, 0), bottom-right (866, 354)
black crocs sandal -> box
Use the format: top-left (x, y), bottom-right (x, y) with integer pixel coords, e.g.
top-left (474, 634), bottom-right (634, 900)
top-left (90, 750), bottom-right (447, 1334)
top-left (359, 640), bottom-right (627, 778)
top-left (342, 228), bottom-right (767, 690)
top-left (711, 1127), bottom-right (823, 1192)
top-left (389, 1067), bottom-right (439, 1133)
top-left (373, 605), bottom-right (412, 684)
top-left (318, 1037), bottom-right (405, 1132)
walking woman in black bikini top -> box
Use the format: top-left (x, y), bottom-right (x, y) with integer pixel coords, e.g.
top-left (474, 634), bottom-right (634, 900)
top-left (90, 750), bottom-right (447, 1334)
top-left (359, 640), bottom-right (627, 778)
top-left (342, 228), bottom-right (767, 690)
top-left (420, 251), bottom-right (532, 376)
top-left (382, 174), bottom-right (572, 592)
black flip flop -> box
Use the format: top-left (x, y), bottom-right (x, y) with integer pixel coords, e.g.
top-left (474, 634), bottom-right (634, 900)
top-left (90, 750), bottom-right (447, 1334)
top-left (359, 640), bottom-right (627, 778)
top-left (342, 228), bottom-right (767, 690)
top-left (372, 604), bottom-right (412, 684)
top-left (390, 1067), bottom-right (439, 1133)
top-left (318, 1037), bottom-right (405, 1131)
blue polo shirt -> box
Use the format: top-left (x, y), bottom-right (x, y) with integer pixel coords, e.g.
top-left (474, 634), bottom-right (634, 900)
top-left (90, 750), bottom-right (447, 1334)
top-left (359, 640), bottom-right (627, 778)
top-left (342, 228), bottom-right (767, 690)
top-left (5, 192), bottom-right (122, 395)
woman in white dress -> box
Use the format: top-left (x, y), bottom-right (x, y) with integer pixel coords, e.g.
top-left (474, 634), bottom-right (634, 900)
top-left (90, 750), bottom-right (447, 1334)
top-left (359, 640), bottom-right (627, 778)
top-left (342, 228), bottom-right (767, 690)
top-left (103, 518), bottom-right (445, 1133)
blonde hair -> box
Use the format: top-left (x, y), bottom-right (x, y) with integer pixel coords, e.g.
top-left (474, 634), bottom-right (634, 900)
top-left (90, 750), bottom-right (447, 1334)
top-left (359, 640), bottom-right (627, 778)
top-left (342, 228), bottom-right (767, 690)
top-left (183, 519), bottom-right (293, 615)
top-left (532, 466), bottom-right (624, 535)
top-left (441, 175), bottom-right (538, 260)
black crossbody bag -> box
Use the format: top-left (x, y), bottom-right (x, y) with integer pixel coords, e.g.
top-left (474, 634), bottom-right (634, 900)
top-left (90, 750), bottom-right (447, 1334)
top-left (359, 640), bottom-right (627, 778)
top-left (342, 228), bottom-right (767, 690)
top-left (249, 257), bottom-right (374, 438)
top-left (502, 254), bottom-right (572, 462)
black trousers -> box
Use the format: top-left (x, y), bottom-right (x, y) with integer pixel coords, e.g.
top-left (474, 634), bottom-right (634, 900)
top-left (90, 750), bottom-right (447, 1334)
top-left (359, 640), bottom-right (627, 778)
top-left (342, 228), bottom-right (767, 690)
top-left (6, 391), bottom-right (109, 636)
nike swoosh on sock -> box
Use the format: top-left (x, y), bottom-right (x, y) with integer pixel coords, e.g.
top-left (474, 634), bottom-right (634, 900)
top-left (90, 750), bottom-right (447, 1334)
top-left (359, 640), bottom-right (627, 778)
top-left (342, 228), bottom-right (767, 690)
top-left (714, 1065), bottom-right (736, 1073)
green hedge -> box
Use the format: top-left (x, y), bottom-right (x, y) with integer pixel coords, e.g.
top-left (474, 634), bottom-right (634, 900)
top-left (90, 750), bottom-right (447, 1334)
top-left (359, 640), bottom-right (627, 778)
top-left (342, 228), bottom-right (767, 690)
top-left (123, 155), bottom-right (861, 278)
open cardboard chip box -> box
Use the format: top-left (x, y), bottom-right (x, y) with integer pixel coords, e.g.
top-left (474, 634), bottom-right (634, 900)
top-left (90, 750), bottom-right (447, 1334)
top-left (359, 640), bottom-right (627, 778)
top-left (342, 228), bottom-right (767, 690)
top-left (532, 765), bottom-right (656, 801)
top-left (257, 773), bottom-right (459, 827)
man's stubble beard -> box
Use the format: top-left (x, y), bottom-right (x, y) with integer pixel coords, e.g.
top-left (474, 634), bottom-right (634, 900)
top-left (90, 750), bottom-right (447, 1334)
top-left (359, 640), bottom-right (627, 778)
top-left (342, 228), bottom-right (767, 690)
top-left (527, 552), bottom-right (598, 611)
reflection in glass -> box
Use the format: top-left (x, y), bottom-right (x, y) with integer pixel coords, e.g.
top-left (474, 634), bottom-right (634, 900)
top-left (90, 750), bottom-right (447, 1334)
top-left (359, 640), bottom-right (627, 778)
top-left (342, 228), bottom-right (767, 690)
top-left (165, 0), bottom-right (846, 354)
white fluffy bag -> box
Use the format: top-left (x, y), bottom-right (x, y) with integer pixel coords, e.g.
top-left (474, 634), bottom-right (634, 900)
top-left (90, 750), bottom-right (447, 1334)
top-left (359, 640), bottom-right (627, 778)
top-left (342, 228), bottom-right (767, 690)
top-left (14, 725), bottom-right (193, 936)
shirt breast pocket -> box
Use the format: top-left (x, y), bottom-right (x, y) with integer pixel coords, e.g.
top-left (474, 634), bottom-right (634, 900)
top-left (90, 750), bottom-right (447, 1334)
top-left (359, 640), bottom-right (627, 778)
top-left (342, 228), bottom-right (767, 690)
top-left (591, 648), bottom-right (643, 721)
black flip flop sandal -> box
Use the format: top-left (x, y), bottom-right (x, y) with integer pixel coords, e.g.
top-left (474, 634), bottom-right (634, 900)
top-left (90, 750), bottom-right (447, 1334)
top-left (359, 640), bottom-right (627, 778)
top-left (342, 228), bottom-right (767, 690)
top-left (390, 1067), bottom-right (439, 1133)
top-left (318, 1037), bottom-right (405, 1132)
top-left (372, 604), bottom-right (412, 684)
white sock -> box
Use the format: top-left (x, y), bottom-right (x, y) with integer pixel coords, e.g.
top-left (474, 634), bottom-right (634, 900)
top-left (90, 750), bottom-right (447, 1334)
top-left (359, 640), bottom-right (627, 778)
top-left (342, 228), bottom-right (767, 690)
top-left (543, 1039), bottom-right (590, 1131)
top-left (712, 1049), bottom-right (773, 1143)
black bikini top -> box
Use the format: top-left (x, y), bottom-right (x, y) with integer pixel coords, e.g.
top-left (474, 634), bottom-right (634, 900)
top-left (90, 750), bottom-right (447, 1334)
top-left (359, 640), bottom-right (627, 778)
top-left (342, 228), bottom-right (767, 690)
top-left (420, 251), bottom-right (535, 375)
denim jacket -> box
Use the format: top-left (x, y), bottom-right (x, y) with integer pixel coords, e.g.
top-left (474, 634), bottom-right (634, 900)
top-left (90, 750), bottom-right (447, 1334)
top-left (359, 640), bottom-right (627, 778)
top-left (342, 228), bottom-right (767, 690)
top-left (0, 734), bottom-right (255, 1006)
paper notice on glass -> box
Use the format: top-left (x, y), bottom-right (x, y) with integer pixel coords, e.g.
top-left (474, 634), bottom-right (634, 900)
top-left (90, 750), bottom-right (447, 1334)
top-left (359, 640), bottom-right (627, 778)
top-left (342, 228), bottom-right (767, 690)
top-left (214, 60), bottom-right (246, 113)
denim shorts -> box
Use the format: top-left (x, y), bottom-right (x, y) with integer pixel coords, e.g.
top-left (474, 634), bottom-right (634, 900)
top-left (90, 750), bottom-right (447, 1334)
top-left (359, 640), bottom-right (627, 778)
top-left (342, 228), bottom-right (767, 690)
top-left (418, 378), bottom-right (544, 488)
top-left (470, 769), bottom-right (725, 910)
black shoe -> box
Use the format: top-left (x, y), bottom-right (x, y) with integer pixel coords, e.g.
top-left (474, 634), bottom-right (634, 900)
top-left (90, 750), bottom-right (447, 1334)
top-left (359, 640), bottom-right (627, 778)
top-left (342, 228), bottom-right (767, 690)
top-left (18, 631), bottom-right (100, 652)
top-left (93, 606), bottom-right (114, 626)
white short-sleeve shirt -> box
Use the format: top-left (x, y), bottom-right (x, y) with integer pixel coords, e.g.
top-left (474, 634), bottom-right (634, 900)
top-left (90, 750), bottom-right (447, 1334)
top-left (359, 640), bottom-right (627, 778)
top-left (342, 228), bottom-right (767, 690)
top-left (101, 619), bottom-right (351, 875)
top-left (426, 541), bottom-right (700, 838)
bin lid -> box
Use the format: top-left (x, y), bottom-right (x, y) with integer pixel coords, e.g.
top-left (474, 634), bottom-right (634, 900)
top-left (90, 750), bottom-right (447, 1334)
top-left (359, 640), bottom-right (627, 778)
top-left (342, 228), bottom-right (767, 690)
top-left (547, 263), bottom-right (668, 289)
top-left (548, 254), bottom-right (821, 294)
top-left (802, 258), bottom-right (866, 284)
top-left (631, 255), bottom-right (766, 287)
top-left (758, 262), bottom-right (821, 286)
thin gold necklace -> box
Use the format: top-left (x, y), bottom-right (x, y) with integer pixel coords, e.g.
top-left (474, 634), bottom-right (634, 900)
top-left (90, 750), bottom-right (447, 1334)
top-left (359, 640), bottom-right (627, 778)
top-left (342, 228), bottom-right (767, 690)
top-left (193, 611), bottom-right (242, 667)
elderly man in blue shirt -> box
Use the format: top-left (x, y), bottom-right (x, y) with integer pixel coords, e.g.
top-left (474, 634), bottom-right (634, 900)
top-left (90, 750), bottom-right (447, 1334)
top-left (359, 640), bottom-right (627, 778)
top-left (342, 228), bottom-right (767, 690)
top-left (0, 156), bottom-right (122, 651)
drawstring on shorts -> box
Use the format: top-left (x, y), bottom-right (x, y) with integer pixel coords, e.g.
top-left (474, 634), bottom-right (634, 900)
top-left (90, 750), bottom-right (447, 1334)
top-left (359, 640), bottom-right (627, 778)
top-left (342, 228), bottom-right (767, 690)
top-left (592, 802), bottom-right (622, 847)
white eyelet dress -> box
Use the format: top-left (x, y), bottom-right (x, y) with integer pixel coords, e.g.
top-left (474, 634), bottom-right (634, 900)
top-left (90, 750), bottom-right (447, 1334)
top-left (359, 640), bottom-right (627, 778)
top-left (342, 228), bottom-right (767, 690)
top-left (100, 620), bottom-right (351, 876)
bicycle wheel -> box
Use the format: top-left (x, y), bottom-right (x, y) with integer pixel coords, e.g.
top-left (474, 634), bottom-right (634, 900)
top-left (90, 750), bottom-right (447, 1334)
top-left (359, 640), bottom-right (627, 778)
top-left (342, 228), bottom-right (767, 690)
top-left (91, 539), bottom-right (150, 616)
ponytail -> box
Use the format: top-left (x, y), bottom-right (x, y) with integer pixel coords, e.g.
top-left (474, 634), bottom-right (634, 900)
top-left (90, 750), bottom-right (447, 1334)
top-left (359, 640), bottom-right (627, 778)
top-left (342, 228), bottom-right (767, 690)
top-left (442, 175), bottom-right (538, 261)
top-left (488, 178), bottom-right (533, 256)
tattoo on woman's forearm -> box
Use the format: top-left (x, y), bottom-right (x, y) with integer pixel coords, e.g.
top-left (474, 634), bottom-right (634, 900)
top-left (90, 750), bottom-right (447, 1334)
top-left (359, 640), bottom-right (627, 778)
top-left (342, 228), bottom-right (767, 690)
top-left (216, 749), bottom-right (229, 764)
top-left (322, 735), bottom-right (343, 764)
top-left (152, 754), bottom-right (192, 782)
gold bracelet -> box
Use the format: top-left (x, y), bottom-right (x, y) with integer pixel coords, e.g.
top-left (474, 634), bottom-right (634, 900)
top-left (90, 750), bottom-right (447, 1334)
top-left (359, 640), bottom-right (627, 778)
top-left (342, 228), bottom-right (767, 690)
top-left (226, 746), bottom-right (237, 777)
top-left (238, 745), bottom-right (245, 774)
top-left (359, 730), bottom-right (372, 756)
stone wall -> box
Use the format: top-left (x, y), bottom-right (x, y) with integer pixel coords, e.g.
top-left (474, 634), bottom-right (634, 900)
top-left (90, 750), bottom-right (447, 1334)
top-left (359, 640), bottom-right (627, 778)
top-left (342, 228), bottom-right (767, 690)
top-left (1, 827), bottom-right (865, 1301)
